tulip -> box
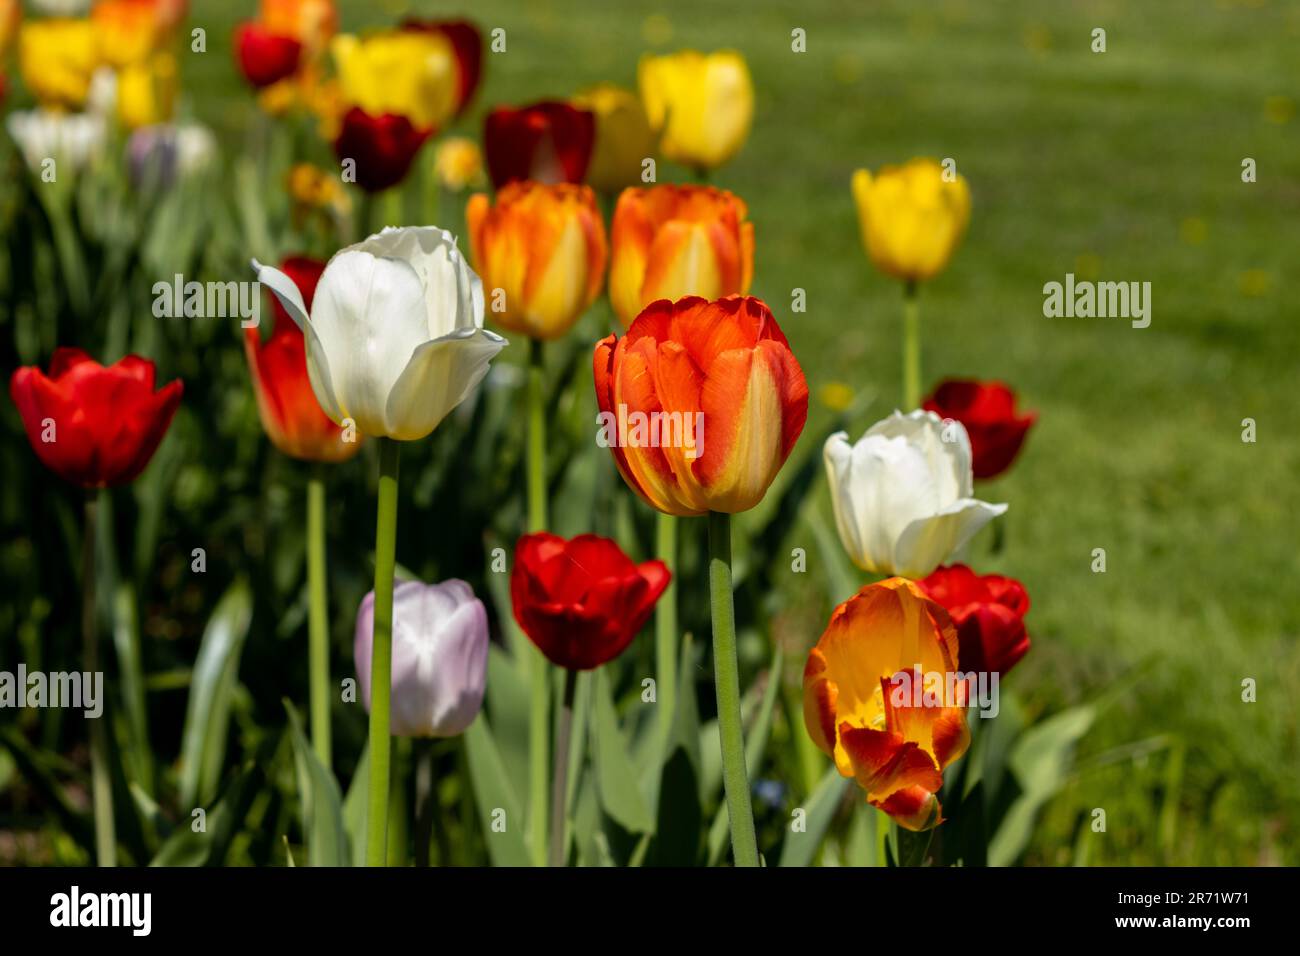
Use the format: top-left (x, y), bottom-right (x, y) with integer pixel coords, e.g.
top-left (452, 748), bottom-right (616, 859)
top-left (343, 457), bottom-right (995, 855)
top-left (9, 348), bottom-right (183, 488)
top-left (126, 121), bottom-right (216, 187)
top-left (803, 577), bottom-right (970, 831)
top-left (513, 531), bottom-right (669, 867)
top-left (331, 28), bottom-right (457, 133)
top-left (594, 295), bottom-right (808, 517)
top-left (923, 379), bottom-right (1037, 480)
top-left (851, 158), bottom-right (971, 284)
top-left (354, 579), bottom-right (488, 738)
top-left (115, 51), bottom-right (177, 129)
top-left (245, 256), bottom-right (361, 463)
top-left (0, 0), bottom-right (19, 59)
top-left (433, 136), bottom-right (484, 192)
top-left (823, 410), bottom-right (1007, 580)
top-left (92, 0), bottom-right (164, 68)
top-left (6, 108), bottom-right (106, 175)
top-left (918, 564), bottom-right (1031, 677)
top-left (483, 100), bottom-right (595, 189)
top-left (638, 49), bottom-right (753, 172)
top-left (511, 532), bottom-right (670, 671)
top-left (18, 17), bottom-right (98, 109)
top-left (332, 106), bottom-right (431, 194)
top-left (234, 21), bottom-right (302, 88)
top-left (466, 182), bottom-right (608, 340)
top-left (401, 18), bottom-right (481, 116)
top-left (261, 0), bottom-right (337, 54)
top-left (253, 226), bottom-right (505, 441)
top-left (608, 184), bottom-right (753, 329)
top-left (571, 83), bottom-right (656, 194)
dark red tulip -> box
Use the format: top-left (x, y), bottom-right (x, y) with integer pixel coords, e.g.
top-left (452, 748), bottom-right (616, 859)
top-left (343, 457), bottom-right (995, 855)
top-left (917, 564), bottom-right (1030, 677)
top-left (333, 107), bottom-right (431, 193)
top-left (923, 379), bottom-right (1036, 480)
top-left (511, 532), bottom-right (670, 670)
top-left (402, 18), bottom-right (482, 116)
top-left (234, 22), bottom-right (303, 89)
top-left (10, 349), bottom-right (183, 488)
top-left (484, 101), bottom-right (595, 189)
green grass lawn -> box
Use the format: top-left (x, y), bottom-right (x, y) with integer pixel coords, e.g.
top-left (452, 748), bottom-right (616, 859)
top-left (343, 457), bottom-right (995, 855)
top-left (69, 0), bottom-right (1300, 863)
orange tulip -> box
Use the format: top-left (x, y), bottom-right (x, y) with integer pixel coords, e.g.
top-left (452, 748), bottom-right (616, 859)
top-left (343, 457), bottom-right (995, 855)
top-left (803, 577), bottom-right (971, 831)
top-left (92, 0), bottom-right (164, 67)
top-left (466, 181), bottom-right (607, 340)
top-left (609, 184), bottom-right (753, 328)
top-left (261, 0), bottom-right (337, 53)
top-left (593, 295), bottom-right (807, 516)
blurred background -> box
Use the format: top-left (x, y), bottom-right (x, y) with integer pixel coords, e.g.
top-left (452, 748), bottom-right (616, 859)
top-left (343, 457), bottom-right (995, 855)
top-left (1, 0), bottom-right (1296, 866)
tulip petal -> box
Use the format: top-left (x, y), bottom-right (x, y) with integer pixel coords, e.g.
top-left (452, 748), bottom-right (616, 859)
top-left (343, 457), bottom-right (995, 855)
top-left (894, 499), bottom-right (1008, 579)
top-left (383, 327), bottom-right (506, 440)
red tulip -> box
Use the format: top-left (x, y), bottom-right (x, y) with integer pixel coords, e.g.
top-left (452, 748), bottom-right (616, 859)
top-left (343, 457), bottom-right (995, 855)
top-left (402, 18), bottom-right (482, 116)
top-left (484, 101), bottom-right (595, 189)
top-left (917, 564), bottom-right (1030, 677)
top-left (333, 106), bottom-right (431, 193)
top-left (10, 349), bottom-right (182, 488)
top-left (922, 379), bottom-right (1036, 480)
top-left (234, 22), bottom-right (303, 89)
top-left (511, 532), bottom-right (670, 670)
top-left (245, 256), bottom-right (362, 463)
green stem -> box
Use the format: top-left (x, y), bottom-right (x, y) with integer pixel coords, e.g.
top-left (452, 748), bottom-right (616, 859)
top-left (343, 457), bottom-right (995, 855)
top-left (902, 280), bottom-right (920, 410)
top-left (548, 669), bottom-right (577, 867)
top-left (365, 438), bottom-right (400, 866)
top-left (707, 511), bottom-right (759, 867)
top-left (526, 339), bottom-right (548, 531)
top-left (83, 492), bottom-right (115, 867)
top-left (655, 512), bottom-right (678, 755)
top-left (306, 474), bottom-right (331, 771)
top-left (525, 337), bottom-right (550, 865)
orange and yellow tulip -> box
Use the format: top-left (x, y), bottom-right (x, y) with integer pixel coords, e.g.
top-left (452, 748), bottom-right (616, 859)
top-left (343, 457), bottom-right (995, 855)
top-left (593, 295), bottom-right (808, 516)
top-left (851, 158), bottom-right (971, 283)
top-left (609, 184), bottom-right (753, 329)
top-left (92, 0), bottom-right (165, 68)
top-left (466, 182), bottom-right (608, 340)
top-left (803, 577), bottom-right (971, 831)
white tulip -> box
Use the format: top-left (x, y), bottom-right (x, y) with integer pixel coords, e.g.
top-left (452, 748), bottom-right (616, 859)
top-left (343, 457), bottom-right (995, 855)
top-left (253, 227), bottom-right (506, 440)
top-left (6, 109), bottom-right (106, 175)
top-left (824, 410), bottom-right (1007, 579)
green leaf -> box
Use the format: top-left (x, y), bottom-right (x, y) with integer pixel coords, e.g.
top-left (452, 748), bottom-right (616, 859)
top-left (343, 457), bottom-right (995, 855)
top-left (591, 669), bottom-right (653, 834)
top-left (988, 704), bottom-right (1096, 866)
top-left (285, 701), bottom-right (349, 867)
top-left (464, 717), bottom-right (533, 866)
top-left (648, 634), bottom-right (703, 865)
top-left (111, 583), bottom-right (153, 796)
top-left (780, 765), bottom-right (851, 867)
top-left (178, 579), bottom-right (253, 809)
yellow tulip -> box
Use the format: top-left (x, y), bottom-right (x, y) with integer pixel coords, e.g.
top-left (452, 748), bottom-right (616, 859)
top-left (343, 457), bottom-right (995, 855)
top-left (851, 159), bottom-right (971, 283)
top-left (19, 18), bottom-right (99, 110)
top-left (116, 52), bottom-right (177, 129)
top-left (331, 30), bottom-right (457, 132)
top-left (571, 83), bottom-right (657, 193)
top-left (638, 49), bottom-right (753, 172)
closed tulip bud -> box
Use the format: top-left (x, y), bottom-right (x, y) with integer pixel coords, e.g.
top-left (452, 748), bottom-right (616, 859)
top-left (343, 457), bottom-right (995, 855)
top-left (594, 295), bottom-right (808, 516)
top-left (253, 226), bottom-right (506, 442)
top-left (466, 182), bottom-right (607, 340)
top-left (10, 348), bottom-right (182, 488)
top-left (6, 108), bottom-right (105, 175)
top-left (609, 184), bottom-right (753, 329)
top-left (354, 579), bottom-right (488, 738)
top-left (851, 158), bottom-right (971, 283)
top-left (638, 49), bottom-right (753, 172)
top-left (332, 29), bottom-right (457, 133)
top-left (92, 0), bottom-right (163, 68)
top-left (824, 410), bottom-right (1006, 579)
top-left (400, 18), bottom-right (481, 116)
top-left (262, 0), bottom-right (338, 55)
top-left (922, 379), bottom-right (1036, 480)
top-left (116, 52), bottom-right (177, 129)
top-left (234, 22), bottom-right (302, 89)
top-left (483, 100), bottom-right (595, 189)
top-left (803, 578), bottom-right (970, 831)
top-left (0, 0), bottom-right (19, 62)
top-left (571, 83), bottom-right (657, 194)
top-left (19, 17), bottom-right (99, 110)
top-left (332, 106), bottom-right (430, 193)
top-left (918, 564), bottom-right (1031, 678)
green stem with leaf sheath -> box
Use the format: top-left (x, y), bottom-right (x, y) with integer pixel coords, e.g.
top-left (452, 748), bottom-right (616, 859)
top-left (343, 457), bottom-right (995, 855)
top-left (526, 338), bottom-right (550, 865)
top-left (548, 669), bottom-right (577, 866)
top-left (365, 439), bottom-right (400, 866)
top-left (902, 280), bottom-right (920, 410)
top-left (707, 511), bottom-right (759, 867)
top-left (83, 492), bottom-right (115, 867)
top-left (306, 474), bottom-right (331, 770)
top-left (655, 511), bottom-right (678, 755)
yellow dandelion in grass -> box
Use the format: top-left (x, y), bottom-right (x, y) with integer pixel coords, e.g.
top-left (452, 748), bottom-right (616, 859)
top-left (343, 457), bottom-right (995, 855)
top-left (1238, 270), bottom-right (1271, 297)
top-left (819, 382), bottom-right (855, 413)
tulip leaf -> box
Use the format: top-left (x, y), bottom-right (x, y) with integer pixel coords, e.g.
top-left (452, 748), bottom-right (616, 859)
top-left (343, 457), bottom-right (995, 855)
top-left (591, 669), bottom-right (654, 834)
top-left (178, 579), bottom-right (253, 809)
top-left (341, 741), bottom-right (409, 867)
top-left (988, 703), bottom-right (1096, 867)
top-left (486, 644), bottom-right (531, 808)
top-left (464, 717), bottom-right (533, 866)
top-left (285, 701), bottom-right (349, 867)
top-left (706, 646), bottom-right (783, 865)
top-left (779, 765), bottom-right (852, 867)
top-left (647, 634), bottom-right (703, 865)
top-left (111, 582), bottom-right (153, 796)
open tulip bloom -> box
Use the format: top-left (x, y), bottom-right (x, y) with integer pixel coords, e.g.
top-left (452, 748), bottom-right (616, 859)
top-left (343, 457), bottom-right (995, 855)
top-left (254, 225), bottom-right (505, 865)
top-left (10, 349), bottom-right (183, 867)
top-left (824, 410), bottom-right (1006, 580)
top-left (594, 294), bottom-right (808, 866)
